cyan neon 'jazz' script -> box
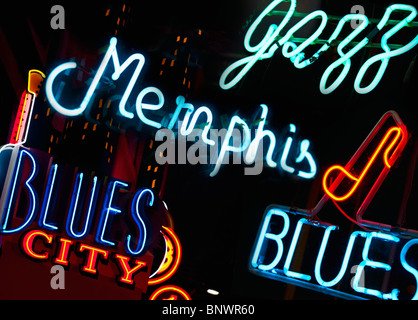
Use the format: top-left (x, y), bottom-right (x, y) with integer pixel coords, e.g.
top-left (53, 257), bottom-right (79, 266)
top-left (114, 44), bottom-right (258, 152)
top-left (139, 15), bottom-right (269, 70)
top-left (220, 1), bottom-right (418, 94)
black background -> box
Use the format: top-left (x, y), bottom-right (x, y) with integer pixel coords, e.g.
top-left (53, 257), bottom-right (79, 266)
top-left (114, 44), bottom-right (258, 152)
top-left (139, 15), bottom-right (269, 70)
top-left (1, 0), bottom-right (418, 299)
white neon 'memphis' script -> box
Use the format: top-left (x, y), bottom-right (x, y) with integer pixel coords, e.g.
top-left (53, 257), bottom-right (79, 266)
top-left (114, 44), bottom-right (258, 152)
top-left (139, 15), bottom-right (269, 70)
top-left (219, 1), bottom-right (418, 94)
top-left (45, 38), bottom-right (317, 178)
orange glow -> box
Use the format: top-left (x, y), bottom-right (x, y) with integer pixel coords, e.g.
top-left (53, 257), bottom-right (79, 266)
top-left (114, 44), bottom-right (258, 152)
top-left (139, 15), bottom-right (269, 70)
top-left (78, 244), bottom-right (109, 274)
top-left (149, 285), bottom-right (191, 300)
top-left (54, 238), bottom-right (73, 266)
top-left (323, 126), bottom-right (404, 202)
top-left (157, 233), bottom-right (174, 275)
top-left (11, 70), bottom-right (45, 144)
top-left (148, 226), bottom-right (181, 285)
top-left (13, 91), bottom-right (30, 143)
top-left (22, 230), bottom-right (53, 260)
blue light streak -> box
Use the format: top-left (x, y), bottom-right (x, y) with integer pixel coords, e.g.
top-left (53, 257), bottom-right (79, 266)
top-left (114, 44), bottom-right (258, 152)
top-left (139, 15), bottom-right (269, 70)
top-left (1, 148), bottom-right (38, 234)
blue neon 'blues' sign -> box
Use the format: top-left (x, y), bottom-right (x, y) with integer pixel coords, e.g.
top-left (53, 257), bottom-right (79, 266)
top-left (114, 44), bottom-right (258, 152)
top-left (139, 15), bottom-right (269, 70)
top-left (250, 205), bottom-right (418, 300)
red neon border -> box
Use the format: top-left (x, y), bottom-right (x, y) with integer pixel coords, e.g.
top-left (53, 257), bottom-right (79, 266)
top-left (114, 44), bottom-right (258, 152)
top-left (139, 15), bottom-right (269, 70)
top-left (149, 285), bottom-right (191, 300)
top-left (318, 110), bottom-right (408, 228)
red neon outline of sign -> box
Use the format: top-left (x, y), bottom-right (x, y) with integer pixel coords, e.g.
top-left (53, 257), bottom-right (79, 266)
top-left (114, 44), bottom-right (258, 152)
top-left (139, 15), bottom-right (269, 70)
top-left (149, 285), bottom-right (191, 300)
top-left (148, 226), bottom-right (182, 286)
top-left (22, 230), bottom-right (54, 260)
top-left (323, 126), bottom-right (404, 201)
top-left (54, 237), bottom-right (74, 266)
top-left (320, 110), bottom-right (408, 226)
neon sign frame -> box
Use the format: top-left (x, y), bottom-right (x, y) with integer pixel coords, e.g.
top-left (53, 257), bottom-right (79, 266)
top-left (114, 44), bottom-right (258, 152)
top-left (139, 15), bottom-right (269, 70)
top-left (219, 1), bottom-right (418, 94)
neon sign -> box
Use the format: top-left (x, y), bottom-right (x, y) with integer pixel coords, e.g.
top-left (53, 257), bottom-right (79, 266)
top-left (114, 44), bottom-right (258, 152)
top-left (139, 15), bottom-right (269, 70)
top-left (10, 70), bottom-right (45, 144)
top-left (219, 1), bottom-right (418, 94)
top-left (0, 146), bottom-right (192, 297)
top-left (21, 229), bottom-right (147, 288)
top-left (45, 37), bottom-right (317, 178)
top-left (0, 145), bottom-right (186, 294)
top-left (1, 52), bottom-right (191, 298)
top-left (250, 207), bottom-right (418, 300)
top-left (0, 145), bottom-right (158, 290)
top-left (148, 226), bottom-right (182, 286)
top-left (322, 111), bottom-right (408, 229)
top-left (149, 285), bottom-right (192, 300)
top-left (323, 126), bottom-right (405, 202)
top-left (0, 147), bottom-right (155, 255)
top-left (250, 111), bottom-right (418, 300)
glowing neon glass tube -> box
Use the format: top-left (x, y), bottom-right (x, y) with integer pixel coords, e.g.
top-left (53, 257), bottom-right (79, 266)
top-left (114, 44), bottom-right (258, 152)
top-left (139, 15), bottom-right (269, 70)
top-left (354, 4), bottom-right (418, 94)
top-left (323, 126), bottom-right (403, 202)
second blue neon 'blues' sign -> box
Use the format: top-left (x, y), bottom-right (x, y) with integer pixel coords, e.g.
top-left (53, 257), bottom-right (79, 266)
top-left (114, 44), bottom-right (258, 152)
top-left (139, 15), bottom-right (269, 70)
top-left (250, 111), bottom-right (417, 300)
